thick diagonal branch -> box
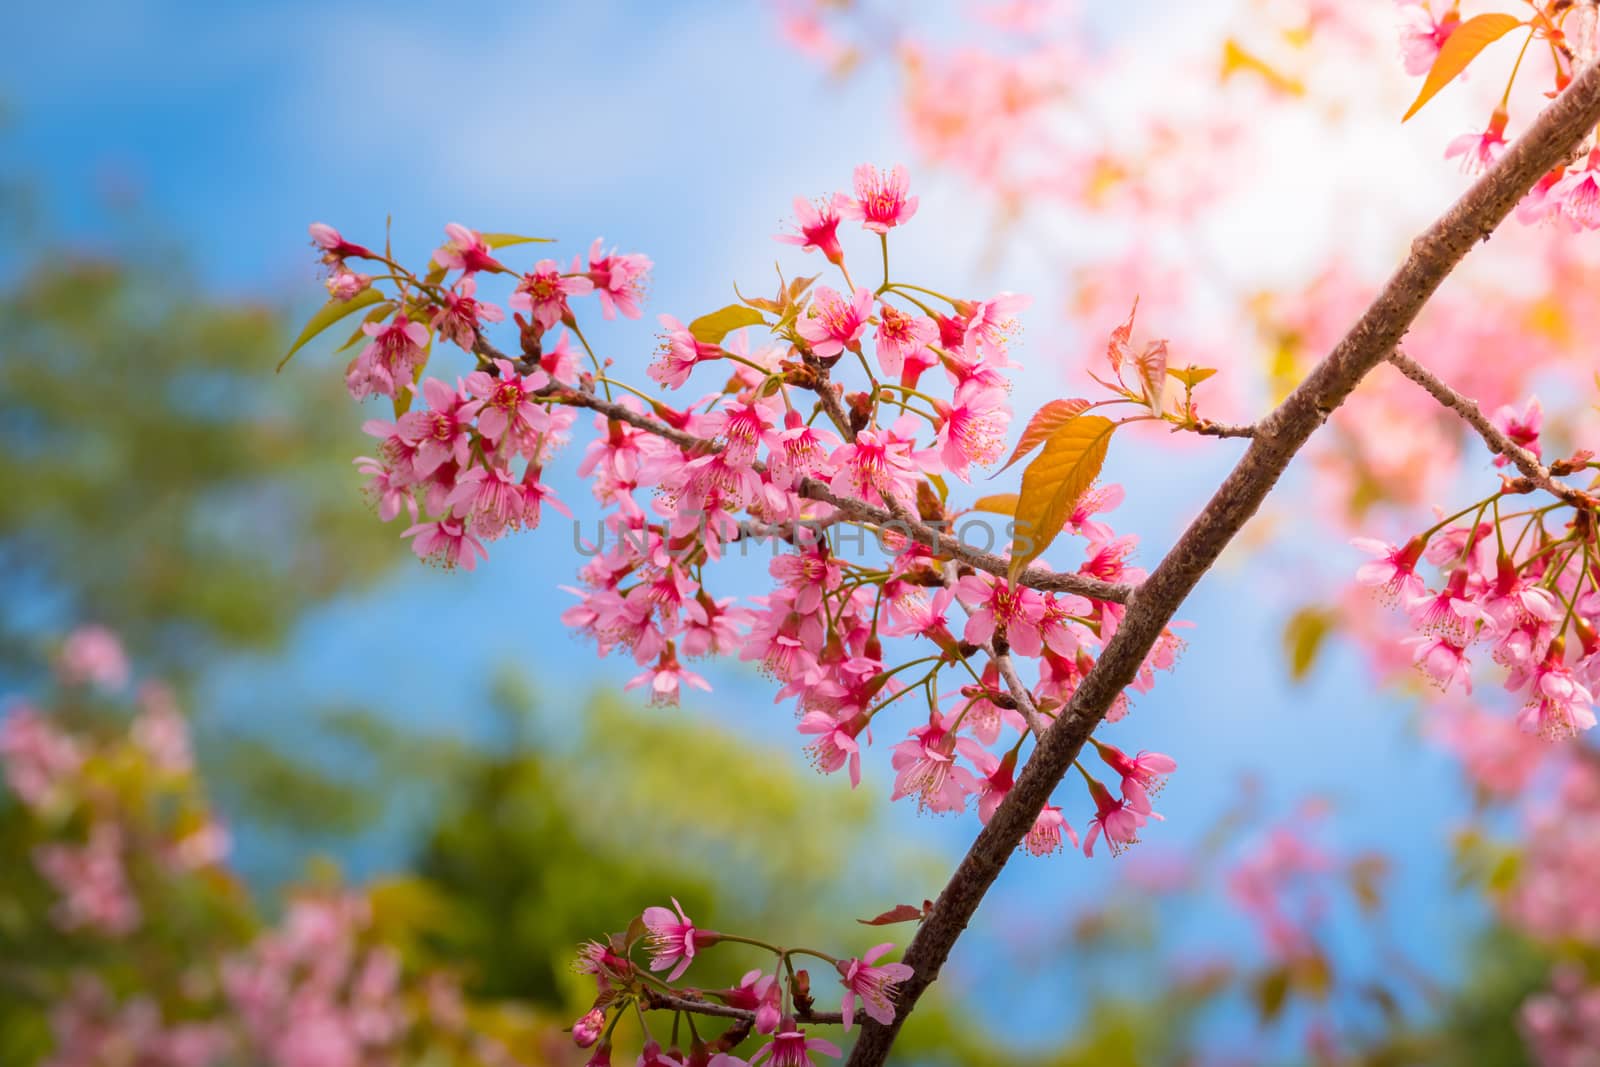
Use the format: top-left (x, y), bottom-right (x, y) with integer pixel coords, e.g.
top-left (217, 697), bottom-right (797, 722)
top-left (1387, 348), bottom-right (1596, 507)
top-left (844, 59), bottom-right (1600, 1067)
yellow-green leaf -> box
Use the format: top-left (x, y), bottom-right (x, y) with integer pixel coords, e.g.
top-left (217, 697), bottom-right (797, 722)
top-left (1283, 606), bottom-right (1337, 682)
top-left (970, 493), bottom-right (1018, 516)
top-left (996, 397), bottom-right (1091, 475)
top-left (1168, 365), bottom-right (1218, 388)
top-left (689, 304), bottom-right (767, 345)
top-left (1008, 415), bottom-right (1115, 580)
top-left (1402, 13), bottom-right (1523, 122)
top-left (279, 288), bottom-right (384, 371)
top-left (478, 232), bottom-right (553, 249)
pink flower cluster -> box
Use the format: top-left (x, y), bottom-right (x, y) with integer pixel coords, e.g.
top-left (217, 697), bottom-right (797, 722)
top-left (575, 899), bottom-right (912, 1065)
top-left (306, 166), bottom-right (1187, 863)
top-left (1521, 964), bottom-right (1600, 1067)
top-left (5, 633), bottom-right (507, 1067)
top-left (1354, 445), bottom-right (1600, 740)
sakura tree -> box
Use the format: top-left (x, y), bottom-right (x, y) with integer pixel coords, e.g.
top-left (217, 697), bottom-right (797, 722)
top-left (282, 3), bottom-right (1600, 1064)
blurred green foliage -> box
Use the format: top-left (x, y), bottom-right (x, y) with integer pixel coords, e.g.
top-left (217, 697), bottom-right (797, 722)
top-left (0, 248), bottom-right (402, 676)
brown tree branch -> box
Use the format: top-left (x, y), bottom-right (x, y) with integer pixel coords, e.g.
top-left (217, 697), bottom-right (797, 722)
top-left (1386, 348), bottom-right (1596, 507)
top-left (481, 367), bottom-right (1135, 602)
top-left (844, 59), bottom-right (1600, 1067)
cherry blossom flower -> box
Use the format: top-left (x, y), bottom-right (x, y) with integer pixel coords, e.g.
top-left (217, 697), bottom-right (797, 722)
top-left (838, 164), bottom-right (918, 233)
top-left (1092, 741), bottom-right (1177, 813)
top-left (1024, 804), bottom-right (1078, 856)
top-left (933, 379), bottom-right (1009, 480)
top-left (776, 195), bottom-right (849, 264)
top-left (430, 277), bottom-right (504, 351)
top-left (1490, 396), bottom-right (1542, 467)
top-left (626, 646), bottom-right (713, 707)
top-left (836, 944), bottom-right (913, 1029)
top-left (890, 713), bottom-right (980, 813)
top-left (1352, 536), bottom-right (1427, 604)
top-left (1082, 776), bottom-right (1145, 857)
top-left (749, 1023), bottom-right (841, 1067)
top-left (585, 238), bottom-right (653, 320)
top-left (797, 286), bottom-right (873, 358)
top-left (651, 315), bottom-right (723, 389)
top-left (463, 359), bottom-right (551, 449)
top-left (433, 222), bottom-right (504, 275)
top-left (403, 517), bottom-right (487, 571)
top-left (642, 898), bottom-right (711, 981)
top-left (873, 303), bottom-right (937, 379)
top-left (1444, 111), bottom-right (1508, 175)
top-left (511, 259), bottom-right (593, 333)
top-left (347, 315), bottom-right (429, 401)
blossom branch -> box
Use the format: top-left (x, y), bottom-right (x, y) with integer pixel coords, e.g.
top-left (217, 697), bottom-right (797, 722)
top-left (1386, 348), bottom-right (1596, 508)
top-left (843, 56), bottom-right (1600, 1067)
top-left (638, 989), bottom-right (844, 1026)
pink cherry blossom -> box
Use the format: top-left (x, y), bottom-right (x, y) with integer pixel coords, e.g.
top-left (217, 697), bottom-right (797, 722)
top-left (642, 897), bottom-right (710, 981)
top-left (433, 222), bottom-right (504, 275)
top-left (749, 1023), bottom-right (841, 1067)
top-left (511, 259), bottom-right (593, 333)
top-left (873, 303), bottom-right (937, 379)
top-left (836, 943), bottom-right (913, 1029)
top-left (838, 163), bottom-right (918, 234)
top-left (776, 195), bottom-right (849, 264)
top-left (1082, 776), bottom-right (1145, 858)
top-left (585, 238), bottom-right (653, 320)
top-left (797, 286), bottom-right (873, 358)
top-left (347, 315), bottom-right (429, 401)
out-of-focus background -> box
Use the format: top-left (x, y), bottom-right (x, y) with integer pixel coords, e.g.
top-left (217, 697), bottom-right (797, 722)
top-left (4, 2), bottom-right (1597, 1064)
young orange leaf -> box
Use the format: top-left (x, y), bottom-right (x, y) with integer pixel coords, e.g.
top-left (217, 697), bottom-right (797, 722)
top-left (1106, 297), bottom-right (1139, 378)
top-left (970, 493), bottom-right (1019, 516)
top-left (995, 397), bottom-right (1091, 475)
top-left (1008, 415), bottom-right (1116, 581)
top-left (1402, 13), bottom-right (1523, 122)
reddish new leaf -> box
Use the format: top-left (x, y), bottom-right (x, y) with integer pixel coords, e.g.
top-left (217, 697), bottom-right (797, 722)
top-left (1135, 339), bottom-right (1170, 415)
top-left (996, 398), bottom-right (1091, 475)
top-left (1402, 13), bottom-right (1523, 122)
top-left (1106, 296), bottom-right (1139, 378)
top-left (859, 903), bottom-right (926, 926)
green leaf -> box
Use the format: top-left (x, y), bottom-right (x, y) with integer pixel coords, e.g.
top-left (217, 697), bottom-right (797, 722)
top-left (995, 397), bottom-right (1091, 475)
top-left (279, 288), bottom-right (384, 371)
top-left (1008, 415), bottom-right (1116, 581)
top-left (478, 232), bottom-right (553, 249)
top-left (688, 304), bottom-right (767, 345)
top-left (1402, 13), bottom-right (1522, 122)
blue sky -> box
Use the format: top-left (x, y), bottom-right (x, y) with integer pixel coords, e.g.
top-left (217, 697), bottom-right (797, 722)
top-left (9, 0), bottom-right (1490, 1054)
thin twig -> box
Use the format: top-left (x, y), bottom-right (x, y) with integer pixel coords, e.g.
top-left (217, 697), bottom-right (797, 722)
top-left (1386, 348), bottom-right (1595, 508)
top-left (844, 56), bottom-right (1600, 1067)
top-left (987, 644), bottom-right (1049, 737)
top-left (639, 989), bottom-right (844, 1025)
top-left (1193, 419), bottom-right (1257, 439)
